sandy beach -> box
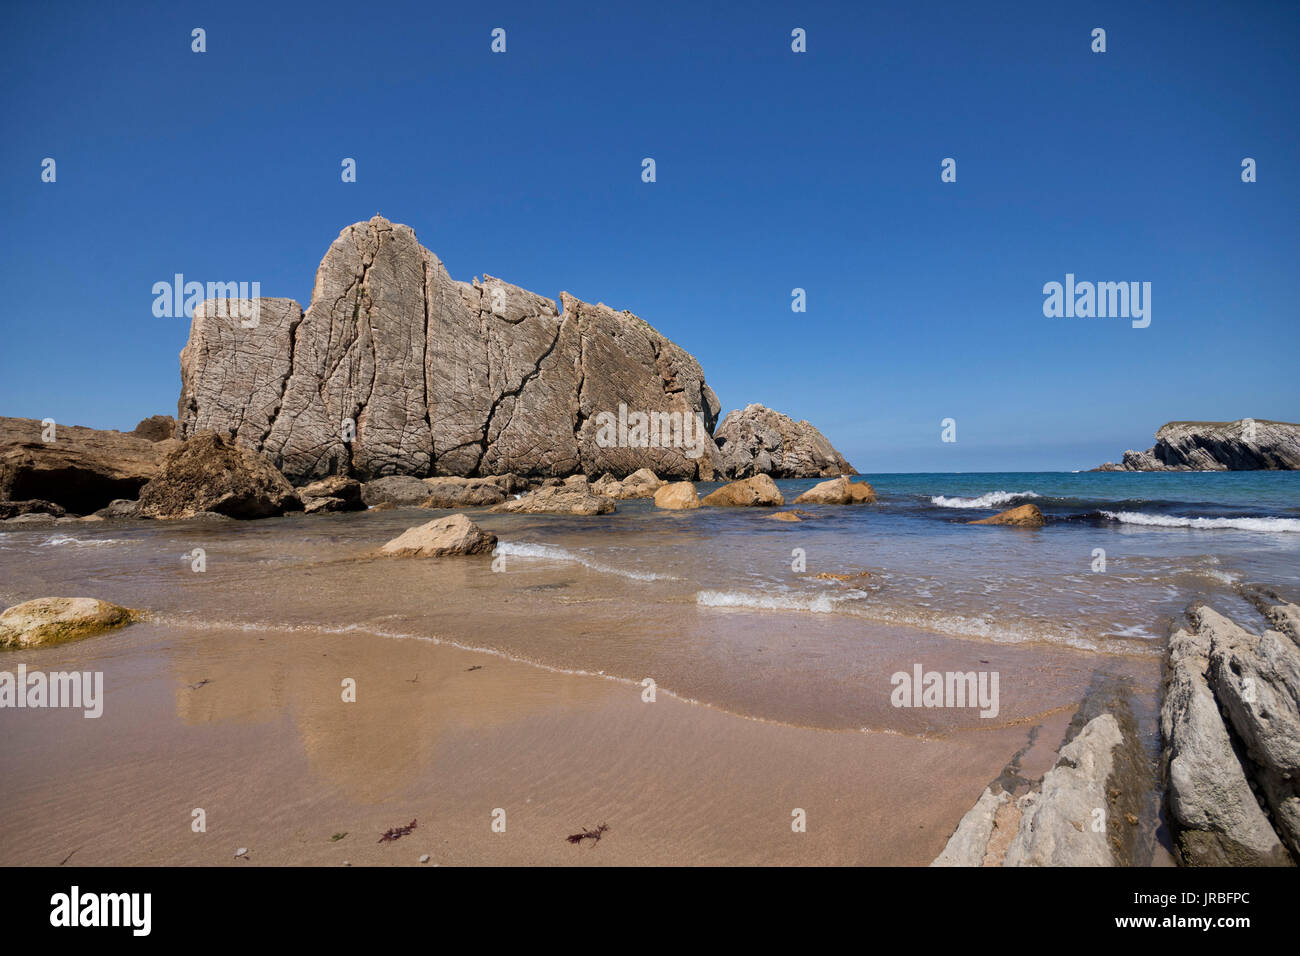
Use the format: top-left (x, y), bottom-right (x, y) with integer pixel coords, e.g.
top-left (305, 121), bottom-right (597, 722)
top-left (0, 498), bottom-right (1176, 866)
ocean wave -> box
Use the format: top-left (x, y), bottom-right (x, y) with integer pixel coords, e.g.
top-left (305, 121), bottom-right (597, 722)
top-left (39, 535), bottom-right (122, 547)
top-left (930, 491), bottom-right (1040, 509)
top-left (696, 589), bottom-right (836, 613)
top-left (493, 540), bottom-right (673, 581)
top-left (694, 589), bottom-right (1157, 654)
top-left (1101, 511), bottom-right (1300, 533)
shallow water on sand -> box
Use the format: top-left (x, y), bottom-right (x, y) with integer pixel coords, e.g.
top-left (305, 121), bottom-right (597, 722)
top-left (3, 472), bottom-right (1292, 734)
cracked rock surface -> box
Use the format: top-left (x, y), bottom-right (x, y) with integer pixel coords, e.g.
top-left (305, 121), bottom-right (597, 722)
top-left (1161, 600), bottom-right (1299, 866)
top-left (177, 216), bottom-right (724, 483)
top-left (1097, 420), bottom-right (1300, 471)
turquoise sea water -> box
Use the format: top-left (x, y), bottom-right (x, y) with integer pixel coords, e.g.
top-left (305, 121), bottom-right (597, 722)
top-left (497, 471), bottom-right (1300, 654)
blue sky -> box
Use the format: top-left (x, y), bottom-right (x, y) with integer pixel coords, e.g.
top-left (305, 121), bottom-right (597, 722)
top-left (1, 0), bottom-right (1296, 471)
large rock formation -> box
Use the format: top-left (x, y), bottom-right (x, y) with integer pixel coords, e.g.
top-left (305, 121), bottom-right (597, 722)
top-left (0, 416), bottom-right (179, 514)
top-left (713, 404), bottom-right (855, 479)
top-left (1097, 420), bottom-right (1300, 471)
top-left (176, 216), bottom-right (723, 484)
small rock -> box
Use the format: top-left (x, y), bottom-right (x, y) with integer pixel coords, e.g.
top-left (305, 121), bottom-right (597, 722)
top-left (653, 481), bottom-right (700, 510)
top-left (968, 504), bottom-right (1045, 528)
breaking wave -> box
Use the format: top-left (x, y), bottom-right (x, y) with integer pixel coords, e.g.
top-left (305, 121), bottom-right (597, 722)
top-left (39, 535), bottom-right (123, 547)
top-left (493, 540), bottom-right (673, 581)
top-left (1101, 512), bottom-right (1300, 533)
top-left (930, 491), bottom-right (1040, 509)
top-left (697, 590), bottom-right (836, 613)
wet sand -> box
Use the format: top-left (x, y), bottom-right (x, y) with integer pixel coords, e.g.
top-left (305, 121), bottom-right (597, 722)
top-left (0, 612), bottom-right (1158, 866)
top-left (0, 506), bottom-right (1170, 865)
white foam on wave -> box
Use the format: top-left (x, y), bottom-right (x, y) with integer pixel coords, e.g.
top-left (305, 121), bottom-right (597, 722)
top-left (930, 491), bottom-right (1040, 509)
top-left (39, 535), bottom-right (122, 547)
top-left (696, 590), bottom-right (836, 613)
top-left (696, 589), bottom-right (1160, 655)
top-left (1102, 511), bottom-right (1300, 533)
top-left (493, 540), bottom-right (673, 581)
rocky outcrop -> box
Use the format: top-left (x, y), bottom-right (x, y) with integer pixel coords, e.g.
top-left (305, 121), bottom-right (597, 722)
top-left (92, 499), bottom-right (141, 520)
top-left (0, 597), bottom-right (138, 649)
top-left (132, 415), bottom-right (176, 442)
top-left (969, 504), bottom-right (1045, 527)
top-left (137, 431), bottom-right (302, 519)
top-left (0, 416), bottom-right (179, 514)
top-left (300, 476), bottom-right (364, 513)
top-left (713, 404), bottom-right (855, 479)
top-left (360, 476), bottom-right (431, 508)
top-left (1097, 420), bottom-right (1300, 471)
top-left (176, 216), bottom-right (722, 484)
top-left (793, 476), bottom-right (876, 505)
top-left (701, 474), bottom-right (784, 507)
top-left (379, 514), bottom-right (496, 557)
top-left (653, 481), bottom-right (700, 510)
top-left (931, 788), bottom-right (1009, 867)
top-left (0, 499), bottom-right (66, 520)
top-left (934, 713), bottom-right (1131, 867)
top-left (1003, 714), bottom-right (1124, 866)
top-left (490, 479), bottom-right (615, 516)
top-left (1161, 602), bottom-right (1298, 866)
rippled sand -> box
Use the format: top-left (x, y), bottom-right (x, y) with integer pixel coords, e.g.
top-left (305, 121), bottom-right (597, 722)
top-left (0, 495), bottom-right (1184, 864)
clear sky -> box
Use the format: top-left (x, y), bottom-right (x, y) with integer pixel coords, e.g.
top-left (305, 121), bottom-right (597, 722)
top-left (2, 0), bottom-right (1296, 471)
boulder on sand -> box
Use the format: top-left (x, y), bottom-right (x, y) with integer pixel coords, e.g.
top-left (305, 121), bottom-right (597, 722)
top-left (379, 514), bottom-right (497, 557)
top-left (137, 431), bottom-right (302, 520)
top-left (0, 597), bottom-right (138, 649)
top-left (794, 476), bottom-right (876, 505)
top-left (653, 481), bottom-right (700, 510)
top-left (969, 504), bottom-right (1045, 528)
top-left (701, 474), bottom-right (784, 507)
